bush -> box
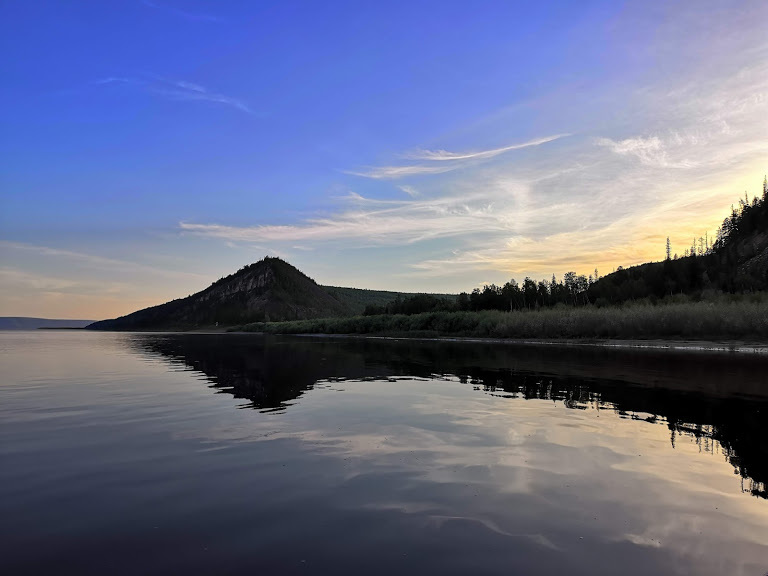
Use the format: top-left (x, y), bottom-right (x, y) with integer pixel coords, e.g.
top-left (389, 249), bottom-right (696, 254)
top-left (238, 298), bottom-right (768, 341)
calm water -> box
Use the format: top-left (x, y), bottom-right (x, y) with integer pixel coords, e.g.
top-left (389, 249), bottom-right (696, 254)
top-left (1, 331), bottom-right (767, 575)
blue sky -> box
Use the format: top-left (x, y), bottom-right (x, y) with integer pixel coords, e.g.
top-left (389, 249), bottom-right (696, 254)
top-left (1, 0), bottom-right (767, 319)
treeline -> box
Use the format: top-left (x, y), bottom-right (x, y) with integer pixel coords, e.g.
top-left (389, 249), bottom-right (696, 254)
top-left (239, 297), bottom-right (768, 340)
top-left (364, 272), bottom-right (601, 316)
top-left (364, 293), bottom-right (456, 315)
top-left (365, 177), bottom-right (768, 316)
top-left (592, 176), bottom-right (768, 305)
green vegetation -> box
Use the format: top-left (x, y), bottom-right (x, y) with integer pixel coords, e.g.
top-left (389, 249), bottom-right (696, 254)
top-left (335, 177), bottom-right (768, 318)
top-left (590, 178), bottom-right (768, 304)
top-left (323, 286), bottom-right (455, 316)
top-left (93, 177), bottom-right (768, 339)
top-left (241, 180), bottom-right (768, 342)
top-left (88, 256), bottom-right (348, 330)
top-left (235, 293), bottom-right (768, 340)
top-left (361, 293), bottom-right (457, 316)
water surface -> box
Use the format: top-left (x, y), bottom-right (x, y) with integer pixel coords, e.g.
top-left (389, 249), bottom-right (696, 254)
top-left (1, 331), bottom-right (767, 575)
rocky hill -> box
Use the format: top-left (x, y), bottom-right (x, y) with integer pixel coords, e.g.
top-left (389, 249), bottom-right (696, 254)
top-left (87, 257), bottom-right (348, 330)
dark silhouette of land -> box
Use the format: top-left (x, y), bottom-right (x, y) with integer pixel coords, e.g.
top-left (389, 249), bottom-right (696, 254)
top-left (0, 317), bottom-right (94, 330)
top-left (363, 177), bottom-right (768, 314)
top-left (87, 257), bottom-right (452, 331)
top-left (90, 178), bottom-right (768, 339)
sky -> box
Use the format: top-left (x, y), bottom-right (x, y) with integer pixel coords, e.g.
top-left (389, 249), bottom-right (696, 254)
top-left (1, 0), bottom-right (767, 319)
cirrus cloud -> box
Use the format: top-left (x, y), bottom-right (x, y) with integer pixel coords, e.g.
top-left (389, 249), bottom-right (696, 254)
top-left (345, 134), bottom-right (569, 180)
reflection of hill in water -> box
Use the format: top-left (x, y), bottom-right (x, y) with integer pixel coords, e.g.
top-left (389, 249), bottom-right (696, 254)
top-left (133, 334), bottom-right (768, 498)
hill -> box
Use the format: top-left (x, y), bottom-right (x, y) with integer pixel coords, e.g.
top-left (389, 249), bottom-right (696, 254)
top-left (388, 176), bottom-right (768, 314)
top-left (88, 257), bottom-right (457, 331)
top-left (88, 257), bottom-right (349, 331)
top-left (0, 317), bottom-right (94, 330)
top-left (589, 178), bottom-right (768, 304)
top-left (89, 178), bottom-right (768, 332)
top-left (323, 285), bottom-right (455, 315)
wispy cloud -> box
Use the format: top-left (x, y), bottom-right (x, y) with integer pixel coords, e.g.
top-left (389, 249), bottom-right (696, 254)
top-left (597, 135), bottom-right (676, 167)
top-left (180, 55), bottom-right (768, 286)
top-left (597, 54), bottom-right (768, 172)
top-left (346, 134), bottom-right (568, 179)
top-left (0, 241), bottom-right (208, 281)
top-left (141, 0), bottom-right (222, 23)
top-left (344, 164), bottom-right (459, 180)
top-left (404, 134), bottom-right (569, 161)
top-left (0, 267), bottom-right (80, 293)
top-left (0, 267), bottom-right (128, 297)
top-left (172, 80), bottom-right (206, 92)
top-left (94, 75), bottom-right (254, 114)
top-left (94, 77), bottom-right (135, 85)
top-left (180, 186), bottom-right (521, 246)
top-left (0, 241), bottom-right (222, 318)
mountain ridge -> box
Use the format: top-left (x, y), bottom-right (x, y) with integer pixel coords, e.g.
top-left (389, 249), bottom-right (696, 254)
top-left (87, 257), bottom-right (347, 330)
top-left (87, 257), bottom-right (455, 331)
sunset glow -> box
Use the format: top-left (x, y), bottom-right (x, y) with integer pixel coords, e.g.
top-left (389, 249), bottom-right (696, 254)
top-left (1, 1), bottom-right (766, 319)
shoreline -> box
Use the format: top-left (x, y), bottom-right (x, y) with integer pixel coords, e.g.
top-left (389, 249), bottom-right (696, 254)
top-left (225, 331), bottom-right (768, 355)
top-left (76, 326), bottom-right (768, 355)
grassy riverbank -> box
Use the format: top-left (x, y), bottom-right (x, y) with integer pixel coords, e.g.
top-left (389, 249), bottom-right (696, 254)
top-left (233, 298), bottom-right (768, 340)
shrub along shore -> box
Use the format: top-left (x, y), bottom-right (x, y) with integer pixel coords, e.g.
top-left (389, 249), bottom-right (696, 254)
top-left (233, 295), bottom-right (768, 341)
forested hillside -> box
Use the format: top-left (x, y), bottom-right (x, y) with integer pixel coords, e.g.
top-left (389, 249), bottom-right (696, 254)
top-left (365, 177), bottom-right (768, 315)
top-left (88, 257), bottom-right (348, 330)
top-left (324, 286), bottom-right (455, 316)
top-left (591, 176), bottom-right (768, 305)
top-left (87, 256), bottom-right (455, 330)
top-left (89, 177), bottom-right (768, 331)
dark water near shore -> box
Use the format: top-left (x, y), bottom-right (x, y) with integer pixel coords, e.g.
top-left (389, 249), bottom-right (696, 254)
top-left (1, 332), bottom-right (767, 575)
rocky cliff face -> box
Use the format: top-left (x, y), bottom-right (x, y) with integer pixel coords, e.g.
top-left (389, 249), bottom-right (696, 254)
top-left (88, 257), bottom-right (347, 330)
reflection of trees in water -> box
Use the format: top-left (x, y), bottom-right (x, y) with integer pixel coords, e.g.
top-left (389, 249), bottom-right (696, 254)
top-left (473, 372), bottom-right (768, 500)
top-left (670, 417), bottom-right (767, 499)
top-left (132, 334), bottom-right (768, 499)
